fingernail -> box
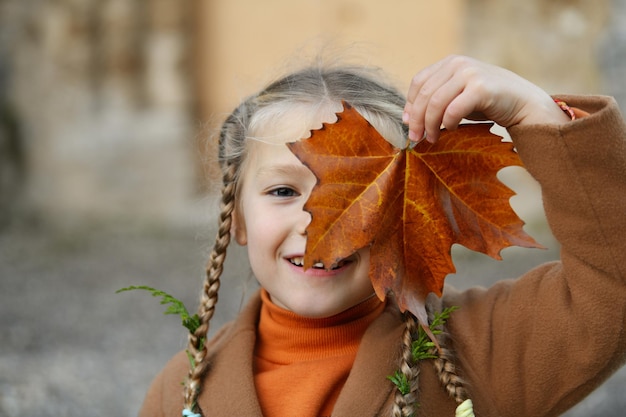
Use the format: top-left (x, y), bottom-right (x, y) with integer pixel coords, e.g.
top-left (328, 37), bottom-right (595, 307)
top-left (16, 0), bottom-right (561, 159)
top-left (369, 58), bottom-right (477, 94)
top-left (402, 112), bottom-right (409, 123)
top-left (408, 130), bottom-right (417, 141)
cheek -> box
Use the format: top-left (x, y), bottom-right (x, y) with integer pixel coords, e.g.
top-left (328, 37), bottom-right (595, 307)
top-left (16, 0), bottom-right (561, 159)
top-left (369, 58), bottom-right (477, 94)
top-left (349, 248), bottom-right (374, 296)
top-left (244, 211), bottom-right (288, 277)
top-left (356, 248), bottom-right (372, 282)
top-left (242, 203), bottom-right (283, 247)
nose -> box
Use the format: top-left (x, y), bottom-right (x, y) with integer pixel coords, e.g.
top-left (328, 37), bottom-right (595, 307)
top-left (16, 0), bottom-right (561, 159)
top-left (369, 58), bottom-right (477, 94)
top-left (295, 207), bottom-right (312, 236)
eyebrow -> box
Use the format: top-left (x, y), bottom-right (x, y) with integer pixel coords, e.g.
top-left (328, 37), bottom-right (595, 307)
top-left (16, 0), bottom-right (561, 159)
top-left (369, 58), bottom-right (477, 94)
top-left (256, 164), bottom-right (311, 178)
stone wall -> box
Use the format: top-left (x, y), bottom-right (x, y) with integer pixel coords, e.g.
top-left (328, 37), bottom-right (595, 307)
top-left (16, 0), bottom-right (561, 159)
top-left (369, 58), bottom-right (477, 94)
top-left (0, 0), bottom-right (200, 228)
top-left (1, 0), bottom-right (624, 229)
top-left (464, 0), bottom-right (617, 101)
top-left (598, 0), bottom-right (626, 111)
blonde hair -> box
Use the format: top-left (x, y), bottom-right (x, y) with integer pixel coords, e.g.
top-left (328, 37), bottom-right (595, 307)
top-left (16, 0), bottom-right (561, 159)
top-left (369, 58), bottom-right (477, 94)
top-left (184, 65), bottom-right (468, 415)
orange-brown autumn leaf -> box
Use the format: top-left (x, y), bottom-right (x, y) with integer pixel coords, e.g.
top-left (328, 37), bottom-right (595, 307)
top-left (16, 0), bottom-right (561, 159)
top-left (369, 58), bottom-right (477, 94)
top-left (287, 102), bottom-right (541, 327)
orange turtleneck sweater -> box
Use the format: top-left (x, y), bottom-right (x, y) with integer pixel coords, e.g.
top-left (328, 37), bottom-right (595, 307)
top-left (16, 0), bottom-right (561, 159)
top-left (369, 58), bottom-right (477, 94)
top-left (254, 289), bottom-right (385, 417)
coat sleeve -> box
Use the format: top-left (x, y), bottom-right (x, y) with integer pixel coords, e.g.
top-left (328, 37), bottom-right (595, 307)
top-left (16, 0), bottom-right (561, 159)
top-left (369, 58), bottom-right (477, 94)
top-left (444, 95), bottom-right (626, 417)
top-left (138, 350), bottom-right (189, 417)
top-left (137, 322), bottom-right (236, 417)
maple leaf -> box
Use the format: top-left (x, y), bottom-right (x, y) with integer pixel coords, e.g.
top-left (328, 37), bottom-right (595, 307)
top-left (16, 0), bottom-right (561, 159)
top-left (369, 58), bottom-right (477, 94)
top-left (287, 102), bottom-right (541, 328)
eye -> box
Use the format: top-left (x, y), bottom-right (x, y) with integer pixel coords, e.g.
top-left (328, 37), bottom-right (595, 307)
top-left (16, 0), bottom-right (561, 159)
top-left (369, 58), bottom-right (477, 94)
top-left (269, 187), bottom-right (299, 197)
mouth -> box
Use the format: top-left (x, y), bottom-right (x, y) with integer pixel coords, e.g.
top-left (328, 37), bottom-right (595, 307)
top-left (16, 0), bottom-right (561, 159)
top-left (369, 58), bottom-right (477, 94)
top-left (287, 256), bottom-right (351, 270)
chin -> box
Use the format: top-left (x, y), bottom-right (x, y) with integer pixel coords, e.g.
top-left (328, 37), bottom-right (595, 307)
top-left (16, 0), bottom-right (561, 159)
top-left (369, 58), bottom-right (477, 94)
top-left (290, 301), bottom-right (346, 319)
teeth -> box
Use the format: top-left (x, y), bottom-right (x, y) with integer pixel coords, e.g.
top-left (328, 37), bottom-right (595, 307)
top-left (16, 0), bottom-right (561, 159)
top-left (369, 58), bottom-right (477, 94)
top-left (289, 257), bottom-right (349, 270)
top-left (289, 257), bottom-right (304, 266)
top-left (288, 257), bottom-right (326, 269)
top-left (333, 259), bottom-right (347, 269)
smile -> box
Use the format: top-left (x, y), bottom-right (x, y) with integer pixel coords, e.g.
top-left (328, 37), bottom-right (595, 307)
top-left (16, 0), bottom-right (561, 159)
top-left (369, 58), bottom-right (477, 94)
top-left (288, 256), bottom-right (351, 270)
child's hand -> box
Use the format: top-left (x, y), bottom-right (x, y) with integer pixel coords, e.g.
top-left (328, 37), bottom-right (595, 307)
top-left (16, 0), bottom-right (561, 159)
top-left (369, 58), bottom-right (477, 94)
top-left (403, 55), bottom-right (571, 143)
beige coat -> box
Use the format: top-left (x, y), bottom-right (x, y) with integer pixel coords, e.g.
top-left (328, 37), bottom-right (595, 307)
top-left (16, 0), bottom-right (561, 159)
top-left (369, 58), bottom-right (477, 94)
top-left (139, 95), bottom-right (626, 417)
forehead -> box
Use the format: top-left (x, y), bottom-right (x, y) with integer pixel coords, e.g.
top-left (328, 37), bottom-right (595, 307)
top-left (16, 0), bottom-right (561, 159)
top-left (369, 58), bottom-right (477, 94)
top-left (247, 101), bottom-right (343, 145)
top-left (245, 140), bottom-right (310, 180)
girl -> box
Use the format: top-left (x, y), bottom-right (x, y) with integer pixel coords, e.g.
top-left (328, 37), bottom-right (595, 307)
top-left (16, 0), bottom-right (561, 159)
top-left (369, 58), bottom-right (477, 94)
top-left (139, 55), bottom-right (626, 417)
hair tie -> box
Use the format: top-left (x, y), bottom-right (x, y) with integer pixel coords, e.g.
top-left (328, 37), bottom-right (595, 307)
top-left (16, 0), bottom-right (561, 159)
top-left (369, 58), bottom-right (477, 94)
top-left (182, 408), bottom-right (201, 417)
top-left (554, 99), bottom-right (576, 121)
top-left (455, 399), bottom-right (475, 417)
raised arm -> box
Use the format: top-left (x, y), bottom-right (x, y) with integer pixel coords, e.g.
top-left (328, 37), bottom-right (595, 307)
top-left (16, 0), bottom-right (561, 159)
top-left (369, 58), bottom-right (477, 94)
top-left (404, 56), bottom-right (626, 416)
top-left (402, 54), bottom-right (571, 142)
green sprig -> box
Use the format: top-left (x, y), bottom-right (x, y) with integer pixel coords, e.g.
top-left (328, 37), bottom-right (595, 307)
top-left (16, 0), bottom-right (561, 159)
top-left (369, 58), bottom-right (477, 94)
top-left (388, 306), bottom-right (459, 393)
top-left (387, 371), bottom-right (411, 395)
top-left (116, 285), bottom-right (206, 371)
top-left (411, 305), bottom-right (459, 362)
top-left (116, 285), bottom-right (201, 336)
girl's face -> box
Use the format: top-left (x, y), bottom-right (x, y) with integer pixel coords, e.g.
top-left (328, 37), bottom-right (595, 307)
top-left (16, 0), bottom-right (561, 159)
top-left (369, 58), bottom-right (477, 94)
top-left (233, 103), bottom-right (375, 318)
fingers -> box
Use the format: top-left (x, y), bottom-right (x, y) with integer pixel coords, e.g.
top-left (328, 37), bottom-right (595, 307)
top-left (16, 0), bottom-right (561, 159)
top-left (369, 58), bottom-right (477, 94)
top-left (404, 55), bottom-right (568, 141)
top-left (404, 59), bottom-right (444, 141)
top-left (404, 56), bottom-right (469, 142)
top-left (404, 56), bottom-right (473, 142)
top-left (439, 94), bottom-right (473, 131)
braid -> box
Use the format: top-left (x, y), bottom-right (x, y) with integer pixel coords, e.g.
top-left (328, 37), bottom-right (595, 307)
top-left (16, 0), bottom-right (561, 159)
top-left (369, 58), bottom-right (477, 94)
top-left (390, 305), bottom-right (470, 415)
top-left (391, 313), bottom-right (420, 417)
top-left (183, 161), bottom-right (237, 411)
top-left (429, 308), bottom-right (469, 405)
top-left (182, 103), bottom-right (249, 413)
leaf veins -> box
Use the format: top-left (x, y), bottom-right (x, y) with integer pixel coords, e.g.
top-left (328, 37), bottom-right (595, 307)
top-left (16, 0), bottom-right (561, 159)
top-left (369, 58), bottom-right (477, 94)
top-left (287, 102), bottom-right (541, 327)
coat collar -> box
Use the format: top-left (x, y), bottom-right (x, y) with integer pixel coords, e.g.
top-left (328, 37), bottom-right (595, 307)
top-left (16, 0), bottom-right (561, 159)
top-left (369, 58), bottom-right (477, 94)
top-left (197, 291), bottom-right (406, 416)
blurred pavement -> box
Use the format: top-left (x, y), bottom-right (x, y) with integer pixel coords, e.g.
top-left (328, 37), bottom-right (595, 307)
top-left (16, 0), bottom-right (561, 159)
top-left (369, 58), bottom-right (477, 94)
top-left (1, 221), bottom-right (624, 417)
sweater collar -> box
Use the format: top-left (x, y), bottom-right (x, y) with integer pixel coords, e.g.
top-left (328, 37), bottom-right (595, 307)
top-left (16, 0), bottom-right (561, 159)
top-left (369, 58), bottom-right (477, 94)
top-left (255, 289), bottom-right (385, 365)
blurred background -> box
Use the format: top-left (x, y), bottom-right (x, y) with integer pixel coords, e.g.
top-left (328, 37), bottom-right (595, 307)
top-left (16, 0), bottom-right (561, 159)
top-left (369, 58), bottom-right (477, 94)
top-left (1, 0), bottom-right (624, 416)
